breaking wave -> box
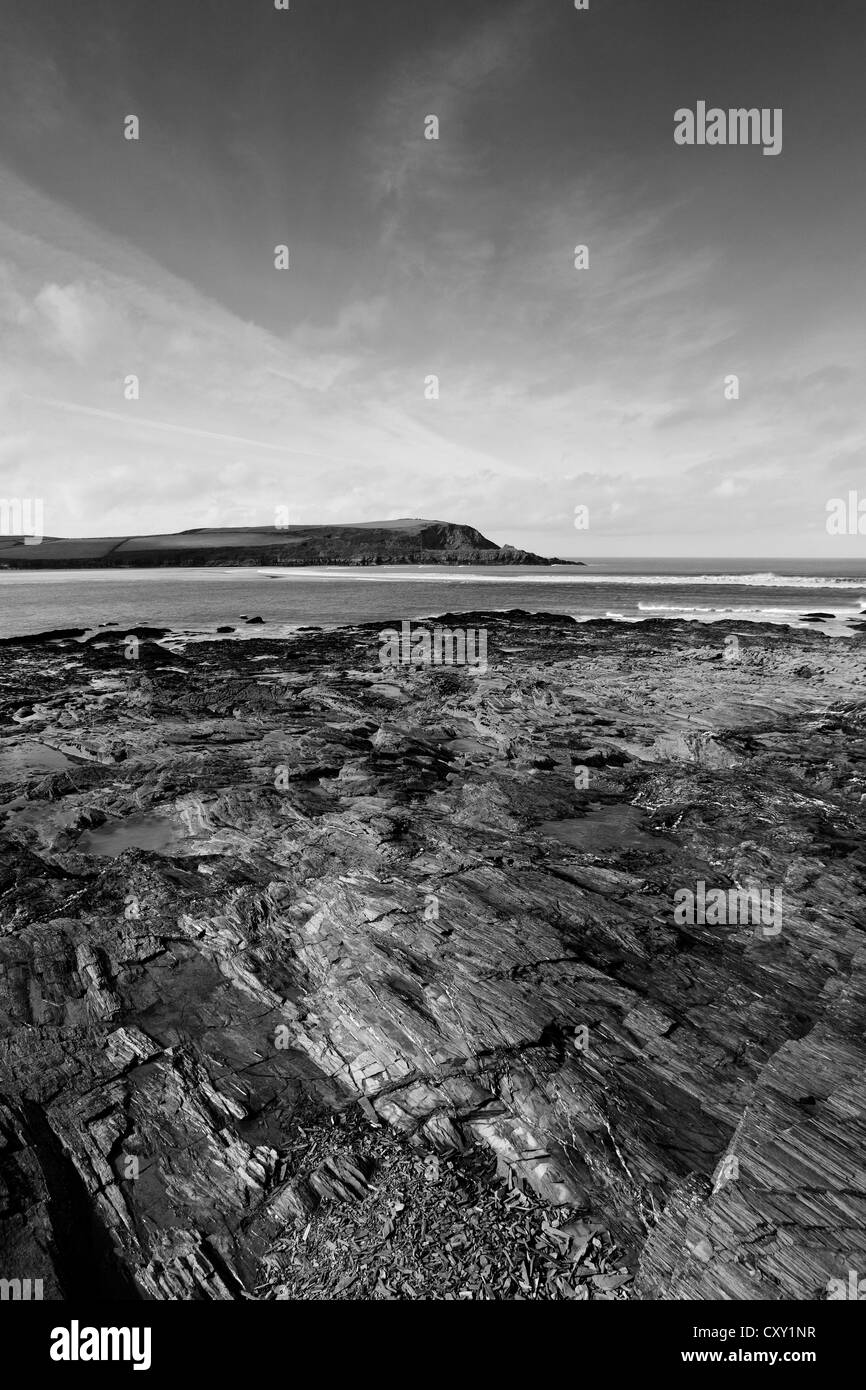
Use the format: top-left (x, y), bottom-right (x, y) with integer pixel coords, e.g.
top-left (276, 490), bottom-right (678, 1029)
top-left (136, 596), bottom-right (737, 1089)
top-left (254, 568), bottom-right (866, 590)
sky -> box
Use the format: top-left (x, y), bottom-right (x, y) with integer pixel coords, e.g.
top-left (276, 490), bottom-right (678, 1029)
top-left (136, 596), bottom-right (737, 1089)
top-left (0, 0), bottom-right (864, 557)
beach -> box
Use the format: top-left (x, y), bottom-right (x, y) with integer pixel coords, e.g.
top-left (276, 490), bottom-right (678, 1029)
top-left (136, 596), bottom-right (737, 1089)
top-left (1, 610), bottom-right (864, 1299)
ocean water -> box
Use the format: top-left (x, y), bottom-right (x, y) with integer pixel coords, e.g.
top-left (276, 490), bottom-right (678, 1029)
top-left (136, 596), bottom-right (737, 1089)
top-left (0, 559), bottom-right (865, 640)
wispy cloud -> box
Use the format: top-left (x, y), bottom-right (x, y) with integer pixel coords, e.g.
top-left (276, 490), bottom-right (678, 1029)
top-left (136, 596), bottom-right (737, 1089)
top-left (0, 0), bottom-right (863, 555)
top-left (22, 395), bottom-right (360, 464)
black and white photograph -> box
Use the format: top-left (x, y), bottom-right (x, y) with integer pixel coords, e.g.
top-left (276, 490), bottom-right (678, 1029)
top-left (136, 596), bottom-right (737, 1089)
top-left (0, 0), bottom-right (864, 1354)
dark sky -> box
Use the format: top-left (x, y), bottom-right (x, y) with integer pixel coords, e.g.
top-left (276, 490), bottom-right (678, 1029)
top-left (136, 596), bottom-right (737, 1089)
top-left (0, 0), bottom-right (863, 553)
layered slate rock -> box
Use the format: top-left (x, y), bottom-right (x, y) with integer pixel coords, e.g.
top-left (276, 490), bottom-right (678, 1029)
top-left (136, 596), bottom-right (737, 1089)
top-left (0, 612), bottom-right (863, 1299)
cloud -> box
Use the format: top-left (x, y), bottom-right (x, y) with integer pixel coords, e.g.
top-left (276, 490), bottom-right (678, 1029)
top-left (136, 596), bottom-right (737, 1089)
top-left (711, 477), bottom-right (749, 498)
top-left (0, 0), bottom-right (863, 560)
top-left (21, 395), bottom-right (359, 464)
top-left (33, 281), bottom-right (116, 362)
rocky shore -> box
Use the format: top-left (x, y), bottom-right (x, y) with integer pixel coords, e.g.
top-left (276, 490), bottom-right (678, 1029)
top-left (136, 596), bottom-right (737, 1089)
top-left (0, 611), bottom-right (864, 1300)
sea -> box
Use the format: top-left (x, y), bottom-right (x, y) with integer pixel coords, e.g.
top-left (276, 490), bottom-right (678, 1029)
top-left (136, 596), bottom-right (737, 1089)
top-left (1, 559), bottom-right (865, 641)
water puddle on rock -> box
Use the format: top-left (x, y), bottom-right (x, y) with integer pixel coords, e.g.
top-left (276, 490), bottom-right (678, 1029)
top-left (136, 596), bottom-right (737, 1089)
top-left (0, 743), bottom-right (73, 780)
top-left (539, 803), bottom-right (668, 853)
top-left (76, 812), bottom-right (186, 857)
top-left (444, 736), bottom-right (489, 757)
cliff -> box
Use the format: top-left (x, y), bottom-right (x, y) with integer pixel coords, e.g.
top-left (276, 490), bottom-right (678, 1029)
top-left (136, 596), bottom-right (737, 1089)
top-left (0, 518), bottom-right (577, 569)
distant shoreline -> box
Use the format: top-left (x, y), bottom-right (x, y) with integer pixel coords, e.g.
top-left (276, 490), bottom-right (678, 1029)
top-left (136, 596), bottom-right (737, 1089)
top-left (0, 518), bottom-right (580, 570)
top-left (0, 555), bottom-right (585, 571)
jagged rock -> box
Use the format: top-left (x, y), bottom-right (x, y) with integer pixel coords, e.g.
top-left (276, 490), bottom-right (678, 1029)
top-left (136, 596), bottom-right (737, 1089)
top-left (308, 1153), bottom-right (369, 1203)
top-left (0, 612), bottom-right (863, 1298)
